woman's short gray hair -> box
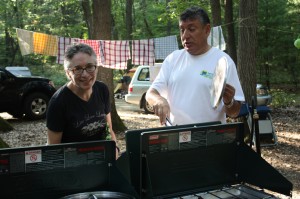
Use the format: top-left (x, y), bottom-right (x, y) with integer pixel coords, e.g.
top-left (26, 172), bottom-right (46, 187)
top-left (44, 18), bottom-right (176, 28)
top-left (64, 43), bottom-right (97, 70)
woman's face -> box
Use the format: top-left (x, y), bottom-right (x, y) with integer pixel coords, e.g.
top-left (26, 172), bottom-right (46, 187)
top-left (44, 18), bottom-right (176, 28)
top-left (66, 52), bottom-right (98, 91)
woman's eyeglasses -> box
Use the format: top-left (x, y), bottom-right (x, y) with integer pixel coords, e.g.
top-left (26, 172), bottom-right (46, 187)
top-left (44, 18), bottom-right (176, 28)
top-left (68, 64), bottom-right (97, 75)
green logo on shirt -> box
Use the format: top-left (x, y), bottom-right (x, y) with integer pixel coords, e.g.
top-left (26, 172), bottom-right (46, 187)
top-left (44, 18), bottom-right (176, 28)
top-left (200, 70), bottom-right (213, 79)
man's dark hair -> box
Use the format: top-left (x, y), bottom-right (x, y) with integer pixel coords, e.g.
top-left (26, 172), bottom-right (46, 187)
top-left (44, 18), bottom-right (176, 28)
top-left (180, 6), bottom-right (210, 25)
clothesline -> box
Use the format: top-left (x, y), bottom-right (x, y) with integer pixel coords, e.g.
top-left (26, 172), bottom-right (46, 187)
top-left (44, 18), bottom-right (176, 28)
top-left (16, 28), bottom-right (179, 69)
top-left (16, 27), bottom-right (226, 70)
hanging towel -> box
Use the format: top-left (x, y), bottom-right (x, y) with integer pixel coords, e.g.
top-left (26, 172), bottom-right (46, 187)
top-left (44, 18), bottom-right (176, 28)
top-left (207, 26), bottom-right (226, 51)
top-left (132, 39), bottom-right (155, 66)
top-left (56, 37), bottom-right (78, 64)
top-left (16, 28), bottom-right (34, 56)
top-left (33, 32), bottom-right (58, 56)
top-left (154, 35), bottom-right (179, 60)
top-left (101, 40), bottom-right (130, 69)
top-left (77, 39), bottom-right (102, 65)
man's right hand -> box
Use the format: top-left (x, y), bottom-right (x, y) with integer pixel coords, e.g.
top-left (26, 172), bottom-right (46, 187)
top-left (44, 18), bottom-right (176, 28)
top-left (146, 88), bottom-right (170, 125)
top-left (152, 97), bottom-right (170, 125)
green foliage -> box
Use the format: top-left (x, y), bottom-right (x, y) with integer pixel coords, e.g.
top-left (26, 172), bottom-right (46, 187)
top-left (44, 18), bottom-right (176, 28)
top-left (30, 63), bottom-right (67, 88)
top-left (167, 0), bottom-right (210, 18)
top-left (0, 117), bottom-right (13, 133)
top-left (257, 0), bottom-right (300, 86)
top-left (0, 0), bottom-right (86, 66)
top-left (0, 137), bottom-right (9, 148)
top-left (269, 89), bottom-right (297, 108)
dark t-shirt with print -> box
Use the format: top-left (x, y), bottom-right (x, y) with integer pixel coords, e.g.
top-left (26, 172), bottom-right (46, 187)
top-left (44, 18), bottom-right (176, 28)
top-left (46, 81), bottom-right (111, 143)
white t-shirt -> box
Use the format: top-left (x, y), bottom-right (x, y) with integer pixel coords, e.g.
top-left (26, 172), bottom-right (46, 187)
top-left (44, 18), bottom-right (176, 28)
top-left (150, 47), bottom-right (245, 125)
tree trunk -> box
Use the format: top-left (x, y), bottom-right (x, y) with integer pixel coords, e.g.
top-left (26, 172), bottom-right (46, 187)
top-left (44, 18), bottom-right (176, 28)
top-left (140, 0), bottom-right (154, 37)
top-left (166, 0), bottom-right (172, 35)
top-left (224, 0), bottom-right (237, 64)
top-left (84, 0), bottom-right (126, 132)
top-left (126, 0), bottom-right (133, 40)
top-left (210, 0), bottom-right (222, 26)
top-left (81, 0), bottom-right (93, 38)
top-left (237, 0), bottom-right (258, 104)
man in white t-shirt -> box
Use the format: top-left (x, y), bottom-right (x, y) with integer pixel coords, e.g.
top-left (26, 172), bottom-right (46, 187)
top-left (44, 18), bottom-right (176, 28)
top-left (146, 6), bottom-right (245, 125)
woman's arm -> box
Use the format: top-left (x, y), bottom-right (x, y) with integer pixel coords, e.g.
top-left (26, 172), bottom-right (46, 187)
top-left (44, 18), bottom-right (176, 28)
top-left (106, 113), bottom-right (117, 142)
top-left (47, 129), bottom-right (63, 144)
top-left (106, 113), bottom-right (119, 158)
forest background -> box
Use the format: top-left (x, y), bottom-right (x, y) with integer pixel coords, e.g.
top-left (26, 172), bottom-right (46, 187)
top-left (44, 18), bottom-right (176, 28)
top-left (0, 0), bottom-right (300, 131)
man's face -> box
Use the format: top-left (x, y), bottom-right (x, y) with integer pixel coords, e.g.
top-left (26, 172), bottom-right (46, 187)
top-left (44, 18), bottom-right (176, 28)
top-left (179, 19), bottom-right (210, 55)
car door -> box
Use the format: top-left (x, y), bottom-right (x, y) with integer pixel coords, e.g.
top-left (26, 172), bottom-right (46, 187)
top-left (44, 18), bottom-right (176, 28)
top-left (0, 70), bottom-right (21, 111)
top-left (135, 67), bottom-right (151, 95)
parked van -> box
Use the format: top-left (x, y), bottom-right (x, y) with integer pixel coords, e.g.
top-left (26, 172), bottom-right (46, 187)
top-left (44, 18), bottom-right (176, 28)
top-left (124, 63), bottom-right (162, 113)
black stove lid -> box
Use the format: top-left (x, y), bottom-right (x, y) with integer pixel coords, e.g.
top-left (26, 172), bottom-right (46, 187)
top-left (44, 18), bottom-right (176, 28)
top-left (0, 140), bottom-right (116, 199)
top-left (140, 123), bottom-right (243, 198)
top-left (125, 121), bottom-right (221, 194)
top-left (139, 122), bottom-right (293, 198)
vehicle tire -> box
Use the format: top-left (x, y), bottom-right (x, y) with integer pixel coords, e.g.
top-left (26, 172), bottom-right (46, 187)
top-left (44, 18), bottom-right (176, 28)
top-left (23, 93), bottom-right (49, 120)
top-left (143, 98), bottom-right (154, 114)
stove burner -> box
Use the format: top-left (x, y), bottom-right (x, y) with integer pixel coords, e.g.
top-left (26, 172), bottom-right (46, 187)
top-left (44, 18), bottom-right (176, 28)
top-left (61, 191), bottom-right (135, 199)
top-left (170, 185), bottom-right (277, 199)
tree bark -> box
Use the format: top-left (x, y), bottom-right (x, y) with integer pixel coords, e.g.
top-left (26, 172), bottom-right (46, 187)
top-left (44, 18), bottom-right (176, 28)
top-left (126, 0), bottom-right (133, 40)
top-left (210, 0), bottom-right (222, 26)
top-left (82, 0), bottom-right (126, 132)
top-left (166, 0), bottom-right (172, 35)
top-left (237, 0), bottom-right (258, 104)
top-left (81, 0), bottom-right (93, 38)
top-left (140, 0), bottom-right (154, 37)
top-left (224, 0), bottom-right (237, 64)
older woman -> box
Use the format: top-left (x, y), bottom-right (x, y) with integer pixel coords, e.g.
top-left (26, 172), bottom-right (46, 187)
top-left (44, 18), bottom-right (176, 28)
top-left (46, 43), bottom-right (118, 154)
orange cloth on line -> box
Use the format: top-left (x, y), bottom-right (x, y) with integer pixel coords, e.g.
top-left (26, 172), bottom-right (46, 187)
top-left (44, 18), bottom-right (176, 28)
top-left (33, 32), bottom-right (58, 56)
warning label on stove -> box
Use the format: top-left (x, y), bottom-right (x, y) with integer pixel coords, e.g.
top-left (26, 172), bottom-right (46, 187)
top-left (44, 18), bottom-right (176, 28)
top-left (179, 131), bottom-right (191, 143)
top-left (0, 145), bottom-right (107, 175)
top-left (25, 150), bottom-right (42, 164)
top-left (146, 127), bottom-right (237, 154)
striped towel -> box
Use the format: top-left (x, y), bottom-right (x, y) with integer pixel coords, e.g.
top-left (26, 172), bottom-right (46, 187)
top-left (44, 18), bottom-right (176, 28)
top-left (16, 28), bottom-right (34, 56)
top-left (33, 32), bottom-right (58, 56)
top-left (207, 26), bottom-right (226, 51)
top-left (101, 40), bottom-right (130, 69)
top-left (154, 35), bottom-right (179, 60)
top-left (77, 39), bottom-right (102, 65)
top-left (132, 39), bottom-right (155, 66)
top-left (56, 37), bottom-right (78, 64)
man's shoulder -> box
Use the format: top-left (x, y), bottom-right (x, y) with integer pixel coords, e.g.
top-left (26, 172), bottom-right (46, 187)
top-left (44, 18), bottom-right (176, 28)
top-left (166, 49), bottom-right (186, 61)
top-left (170, 49), bottom-right (185, 56)
top-left (210, 47), bottom-right (235, 64)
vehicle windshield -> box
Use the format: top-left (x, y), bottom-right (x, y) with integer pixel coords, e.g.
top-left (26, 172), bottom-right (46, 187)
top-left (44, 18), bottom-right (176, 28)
top-left (138, 68), bottom-right (150, 81)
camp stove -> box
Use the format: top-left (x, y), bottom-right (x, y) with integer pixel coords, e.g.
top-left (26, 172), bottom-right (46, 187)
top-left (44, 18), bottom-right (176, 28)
top-left (0, 140), bottom-right (137, 199)
top-left (124, 122), bottom-right (293, 199)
